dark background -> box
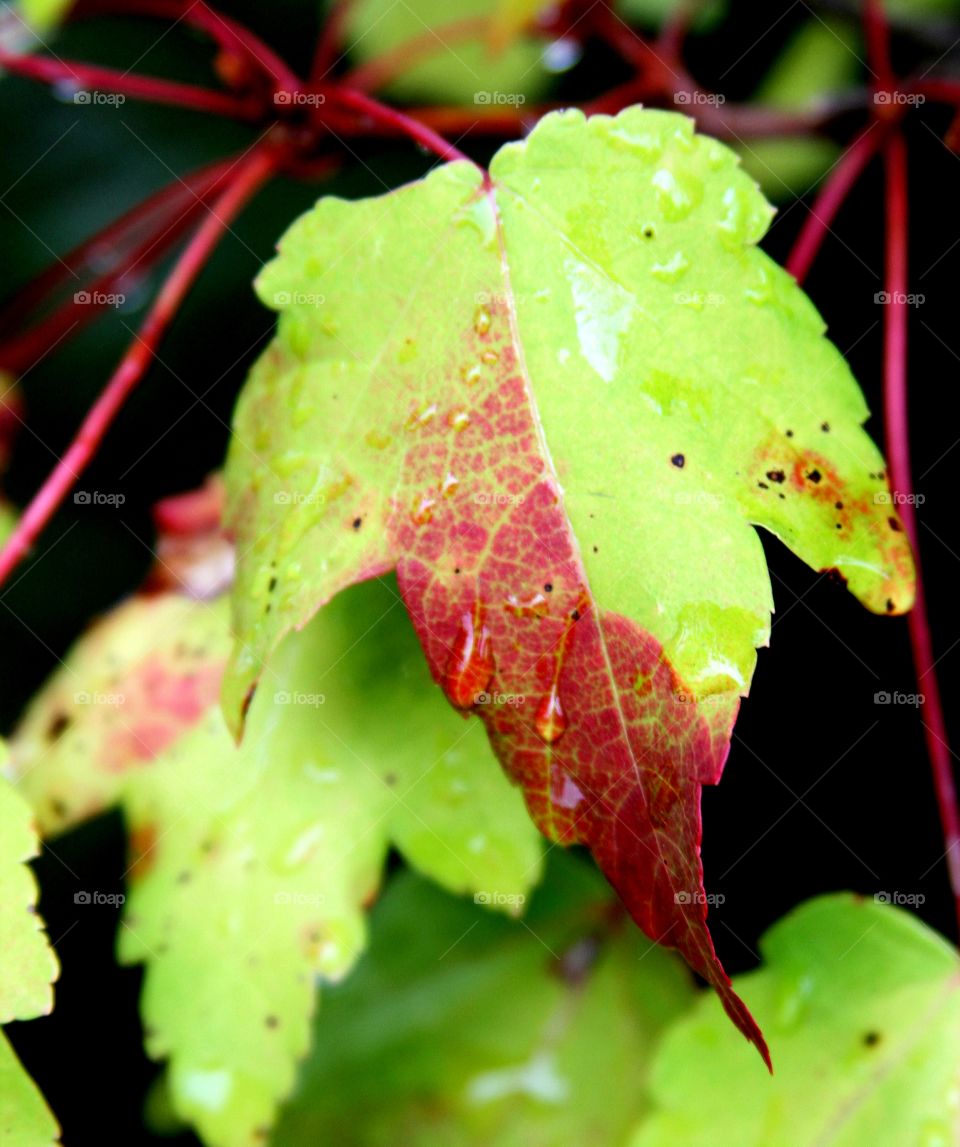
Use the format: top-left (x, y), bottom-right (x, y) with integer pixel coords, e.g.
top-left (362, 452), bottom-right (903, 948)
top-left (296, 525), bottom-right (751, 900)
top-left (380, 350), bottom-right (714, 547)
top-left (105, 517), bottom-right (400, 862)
top-left (2, 1), bottom-right (958, 1141)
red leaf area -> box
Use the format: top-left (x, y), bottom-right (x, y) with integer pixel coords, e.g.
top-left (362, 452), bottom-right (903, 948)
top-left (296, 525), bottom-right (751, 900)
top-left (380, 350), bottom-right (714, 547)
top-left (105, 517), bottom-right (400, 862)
top-left (388, 279), bottom-right (770, 1065)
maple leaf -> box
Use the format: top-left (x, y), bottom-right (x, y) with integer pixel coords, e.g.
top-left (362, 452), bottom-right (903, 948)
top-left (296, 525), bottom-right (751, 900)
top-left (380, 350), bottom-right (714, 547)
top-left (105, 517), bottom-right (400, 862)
top-left (223, 107), bottom-right (915, 1064)
top-left (12, 572), bottom-right (541, 1147)
top-left (275, 853), bottom-right (693, 1146)
top-left (632, 895), bottom-right (960, 1146)
top-left (0, 756), bottom-right (60, 1146)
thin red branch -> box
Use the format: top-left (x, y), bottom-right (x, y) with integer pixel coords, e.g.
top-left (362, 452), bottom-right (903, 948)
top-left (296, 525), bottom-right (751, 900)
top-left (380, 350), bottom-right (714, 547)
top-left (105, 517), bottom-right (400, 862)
top-left (0, 48), bottom-right (255, 118)
top-left (75, 0), bottom-right (303, 95)
top-left (786, 124), bottom-right (886, 284)
top-left (882, 131), bottom-right (960, 934)
top-left (864, 0), bottom-right (894, 91)
top-left (0, 156), bottom-right (237, 336)
top-left (0, 167), bottom-right (238, 374)
top-left (0, 145), bottom-right (279, 589)
top-left (311, 0), bottom-right (355, 83)
top-left (323, 87), bottom-right (473, 164)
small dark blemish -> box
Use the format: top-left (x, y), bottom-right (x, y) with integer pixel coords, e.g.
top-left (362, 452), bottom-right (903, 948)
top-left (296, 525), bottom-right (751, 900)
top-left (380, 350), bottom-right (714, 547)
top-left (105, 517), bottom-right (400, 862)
top-left (835, 522), bottom-right (842, 529)
top-left (265, 1015), bottom-right (279, 1029)
top-left (886, 598), bottom-right (895, 613)
top-left (384, 772), bottom-right (397, 787)
top-left (821, 422), bottom-right (830, 432)
top-left (642, 225), bottom-right (655, 239)
top-left (807, 469), bottom-right (822, 484)
top-left (176, 870), bottom-right (191, 885)
top-left (454, 567), bottom-right (461, 574)
top-left (835, 501), bottom-right (844, 511)
top-left (671, 453), bottom-right (685, 468)
top-left (51, 798), bottom-right (68, 818)
top-left (786, 429), bottom-right (794, 437)
top-left (766, 470), bottom-right (786, 484)
top-left (778, 492), bottom-right (786, 500)
top-left (592, 545), bottom-right (599, 553)
top-left (863, 1030), bottom-right (881, 1047)
top-left (352, 518), bottom-right (362, 530)
top-left (47, 712), bottom-right (71, 742)
top-left (571, 609), bottom-right (581, 621)
top-left (544, 583), bottom-right (553, 593)
top-left (889, 517), bottom-right (901, 532)
top-left (757, 481), bottom-right (769, 490)
top-left (268, 577), bottom-right (277, 592)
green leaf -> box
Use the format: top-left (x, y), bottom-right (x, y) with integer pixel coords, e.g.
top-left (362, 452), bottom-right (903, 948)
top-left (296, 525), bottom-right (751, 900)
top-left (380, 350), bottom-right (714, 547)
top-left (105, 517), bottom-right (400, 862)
top-left (617, 0), bottom-right (727, 32)
top-left (274, 852), bottom-right (693, 1146)
top-left (223, 107), bottom-right (913, 1056)
top-left (736, 18), bottom-right (861, 201)
top-left (631, 895), bottom-right (960, 1147)
top-left (0, 763), bottom-right (60, 1144)
top-left (341, 0), bottom-right (558, 105)
top-left (12, 579), bottom-right (541, 1147)
top-left (16, 0), bottom-right (72, 33)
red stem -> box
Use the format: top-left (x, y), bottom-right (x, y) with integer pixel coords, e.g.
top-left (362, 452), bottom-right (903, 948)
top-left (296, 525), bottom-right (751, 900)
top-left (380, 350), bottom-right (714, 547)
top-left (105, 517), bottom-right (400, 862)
top-left (0, 48), bottom-right (255, 118)
top-left (786, 124), bottom-right (887, 284)
top-left (864, 0), bottom-right (894, 90)
top-left (0, 166), bottom-right (238, 374)
top-left (882, 131), bottom-right (960, 933)
top-left (0, 156), bottom-right (237, 338)
top-left (0, 145), bottom-right (279, 588)
top-left (311, 0), bottom-right (354, 83)
top-left (75, 0), bottom-right (303, 95)
top-left (323, 87), bottom-right (473, 164)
